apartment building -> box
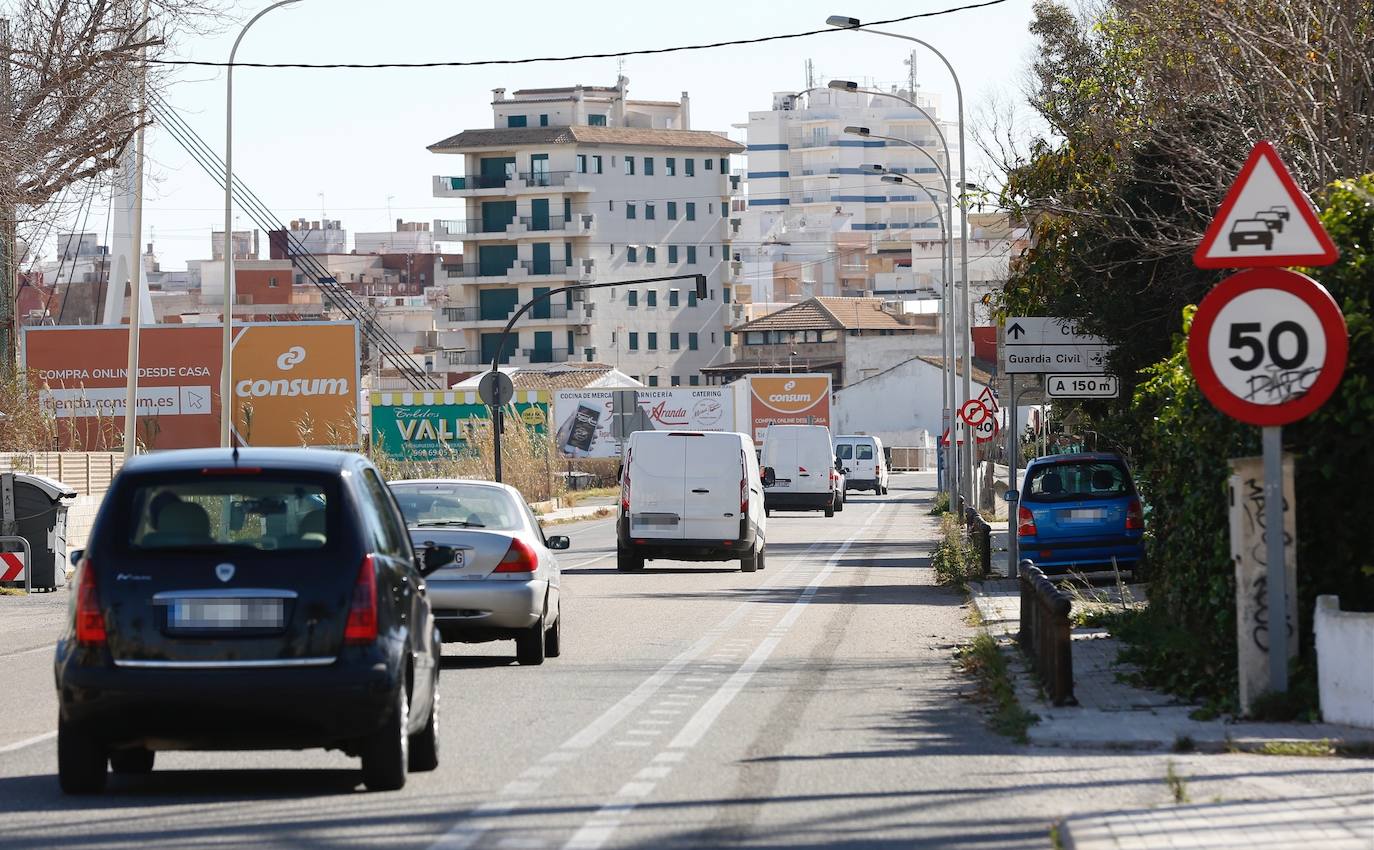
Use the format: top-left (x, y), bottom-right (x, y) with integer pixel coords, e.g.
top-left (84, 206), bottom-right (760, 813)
top-left (428, 76), bottom-right (744, 387)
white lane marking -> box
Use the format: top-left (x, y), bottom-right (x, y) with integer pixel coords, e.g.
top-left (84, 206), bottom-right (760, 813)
top-left (541, 750), bottom-right (578, 764)
top-left (636, 766), bottom-right (673, 780)
top-left (497, 839), bottom-right (549, 850)
top-left (653, 751), bottom-right (686, 763)
top-left (637, 719), bottom-right (672, 726)
top-left (521, 765), bottom-right (557, 779)
top-left (617, 781), bottom-right (656, 797)
top-left (625, 729), bottom-right (660, 737)
top-left (0, 731), bottom-right (55, 755)
top-left (502, 779), bottom-right (542, 796)
top-left (612, 740), bottom-right (651, 747)
top-left (648, 709), bottom-right (682, 716)
top-left (565, 553), bottom-right (613, 569)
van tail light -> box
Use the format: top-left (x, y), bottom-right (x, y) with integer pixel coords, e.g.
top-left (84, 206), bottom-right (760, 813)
top-left (74, 561), bottom-right (106, 646)
top-left (494, 538), bottom-right (539, 574)
top-left (621, 449), bottom-right (632, 512)
top-left (1125, 498), bottom-right (1144, 530)
top-left (740, 450), bottom-right (749, 514)
top-left (1017, 505), bottom-right (1038, 538)
top-left (344, 554), bottom-right (379, 644)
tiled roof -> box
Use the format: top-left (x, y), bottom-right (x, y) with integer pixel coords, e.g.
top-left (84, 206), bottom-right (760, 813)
top-left (453, 364), bottom-right (637, 391)
top-left (733, 297), bottom-right (916, 333)
top-left (428, 126), bottom-right (743, 153)
top-left (816, 297), bottom-right (913, 330)
top-left (514, 86), bottom-right (620, 95)
top-left (917, 356), bottom-right (994, 386)
top-left (732, 300), bottom-right (835, 333)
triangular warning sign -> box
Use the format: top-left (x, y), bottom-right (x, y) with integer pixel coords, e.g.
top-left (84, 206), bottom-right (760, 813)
top-left (1194, 141), bottom-right (1339, 269)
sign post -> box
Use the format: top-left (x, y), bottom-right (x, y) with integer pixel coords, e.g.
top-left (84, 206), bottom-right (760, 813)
top-left (1190, 140), bottom-right (1344, 702)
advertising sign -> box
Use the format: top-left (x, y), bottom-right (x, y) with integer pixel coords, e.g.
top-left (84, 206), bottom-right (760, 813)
top-left (553, 388), bottom-right (732, 458)
top-left (747, 375), bottom-right (831, 444)
top-left (22, 322), bottom-right (359, 450)
top-left (370, 390), bottom-right (548, 460)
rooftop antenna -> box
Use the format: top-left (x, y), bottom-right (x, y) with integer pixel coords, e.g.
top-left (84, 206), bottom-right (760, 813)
top-left (905, 50), bottom-right (919, 97)
top-left (804, 58), bottom-right (815, 90)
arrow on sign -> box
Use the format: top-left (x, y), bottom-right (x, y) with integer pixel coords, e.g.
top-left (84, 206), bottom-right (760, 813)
top-left (1007, 322), bottom-right (1026, 340)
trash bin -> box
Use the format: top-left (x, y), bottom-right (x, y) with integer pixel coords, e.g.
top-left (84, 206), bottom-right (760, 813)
top-left (0, 472), bottom-right (77, 592)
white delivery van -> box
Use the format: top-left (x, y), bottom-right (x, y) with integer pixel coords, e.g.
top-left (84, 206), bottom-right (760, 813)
top-left (616, 430), bottom-right (767, 572)
top-left (835, 435), bottom-right (889, 494)
top-left (761, 425), bottom-right (840, 517)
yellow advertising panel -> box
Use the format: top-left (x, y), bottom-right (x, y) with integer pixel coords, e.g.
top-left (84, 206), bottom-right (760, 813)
top-left (230, 322), bottom-right (359, 447)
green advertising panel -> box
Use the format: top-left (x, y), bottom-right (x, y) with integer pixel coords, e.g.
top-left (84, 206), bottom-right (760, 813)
top-left (370, 390), bottom-right (548, 460)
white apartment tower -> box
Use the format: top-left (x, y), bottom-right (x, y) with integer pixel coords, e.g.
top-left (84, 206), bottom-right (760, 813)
top-left (428, 77), bottom-right (744, 387)
top-left (739, 84), bottom-right (955, 304)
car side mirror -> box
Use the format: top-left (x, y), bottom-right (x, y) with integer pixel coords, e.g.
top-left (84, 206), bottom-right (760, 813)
top-left (547, 535), bottom-right (571, 551)
top-left (418, 542), bottom-right (456, 576)
top-left (835, 457), bottom-right (844, 472)
top-left (69, 549), bottom-right (84, 567)
top-left (761, 467), bottom-right (776, 487)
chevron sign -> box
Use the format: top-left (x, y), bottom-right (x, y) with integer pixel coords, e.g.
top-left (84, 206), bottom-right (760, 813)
top-left (0, 552), bottom-right (25, 582)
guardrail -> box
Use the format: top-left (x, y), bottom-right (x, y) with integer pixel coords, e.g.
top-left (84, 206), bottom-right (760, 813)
top-left (1018, 559), bottom-right (1076, 706)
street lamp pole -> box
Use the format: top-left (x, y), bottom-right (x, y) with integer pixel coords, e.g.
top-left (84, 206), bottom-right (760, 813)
top-left (222, 0), bottom-right (301, 448)
top-left (488, 273), bottom-right (707, 482)
top-left (829, 16), bottom-right (975, 508)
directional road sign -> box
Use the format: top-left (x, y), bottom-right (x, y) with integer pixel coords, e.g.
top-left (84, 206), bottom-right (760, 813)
top-left (1194, 141), bottom-right (1339, 269)
top-left (1187, 268), bottom-right (1347, 426)
top-left (1004, 317), bottom-right (1113, 374)
top-left (1045, 374), bottom-right (1120, 399)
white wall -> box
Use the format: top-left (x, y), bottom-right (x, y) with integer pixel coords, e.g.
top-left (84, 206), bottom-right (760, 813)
top-left (842, 333), bottom-right (945, 385)
top-left (1315, 595), bottom-right (1374, 729)
top-left (834, 356), bottom-right (988, 446)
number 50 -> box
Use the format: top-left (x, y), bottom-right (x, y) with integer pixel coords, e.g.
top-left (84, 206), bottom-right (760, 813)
top-left (1228, 321), bottom-right (1308, 370)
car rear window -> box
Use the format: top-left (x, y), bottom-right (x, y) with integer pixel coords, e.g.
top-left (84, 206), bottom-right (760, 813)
top-left (389, 482), bottom-right (522, 530)
top-left (855, 445), bottom-right (875, 460)
top-left (1025, 461), bottom-right (1132, 502)
top-left (835, 444), bottom-right (853, 459)
top-left (124, 475), bottom-right (337, 552)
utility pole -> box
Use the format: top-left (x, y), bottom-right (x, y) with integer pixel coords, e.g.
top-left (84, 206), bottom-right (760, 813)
top-left (0, 19), bottom-right (15, 377)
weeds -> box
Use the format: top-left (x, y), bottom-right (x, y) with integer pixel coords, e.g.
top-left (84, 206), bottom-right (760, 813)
top-left (1255, 740), bottom-right (1336, 758)
top-left (931, 515), bottom-right (979, 587)
top-left (957, 632), bottom-right (1039, 742)
top-left (1164, 760), bottom-right (1190, 803)
top-left (0, 586), bottom-right (25, 596)
top-left (929, 491), bottom-right (951, 515)
top-left (1049, 824), bottom-right (1064, 850)
top-left (1172, 735), bottom-right (1196, 753)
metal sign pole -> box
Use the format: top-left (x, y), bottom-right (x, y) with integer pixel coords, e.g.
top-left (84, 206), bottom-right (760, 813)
top-left (1262, 425), bottom-right (1288, 693)
top-left (1006, 373), bottom-right (1018, 577)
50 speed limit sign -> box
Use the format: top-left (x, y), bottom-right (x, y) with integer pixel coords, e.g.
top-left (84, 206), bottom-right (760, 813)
top-left (1188, 268), bottom-right (1347, 426)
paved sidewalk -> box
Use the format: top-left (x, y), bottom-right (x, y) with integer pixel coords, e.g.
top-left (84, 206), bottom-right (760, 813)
top-left (1062, 792), bottom-right (1374, 849)
top-left (538, 500), bottom-right (614, 523)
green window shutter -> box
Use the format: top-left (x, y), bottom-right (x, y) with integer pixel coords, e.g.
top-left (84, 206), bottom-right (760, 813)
top-left (532, 286), bottom-right (551, 319)
top-left (687, 246), bottom-right (697, 264)
top-left (507, 115), bottom-right (527, 128)
top-left (669, 289), bottom-right (679, 307)
top-left (629, 332), bottom-right (639, 350)
top-left (685, 159), bottom-right (695, 176)
top-left (688, 333), bottom-right (699, 351)
top-left (670, 332), bottom-right (679, 350)
top-left (644, 157), bottom-right (655, 176)
top-left (667, 202), bottom-right (677, 219)
top-left (685, 203), bottom-right (696, 221)
top-left (648, 332), bottom-right (658, 350)
top-left (668, 245), bottom-right (679, 263)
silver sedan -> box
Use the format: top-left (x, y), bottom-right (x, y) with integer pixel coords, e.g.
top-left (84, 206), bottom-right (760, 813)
top-left (389, 479), bottom-right (568, 666)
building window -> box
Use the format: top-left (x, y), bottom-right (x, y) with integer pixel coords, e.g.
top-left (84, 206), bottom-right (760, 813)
top-left (666, 157), bottom-right (676, 176)
top-left (688, 290), bottom-right (697, 307)
top-left (625, 156), bottom-right (635, 175)
top-left (724, 332), bottom-right (732, 346)
top-left (628, 290), bottom-right (638, 306)
top-left (507, 115), bottom-right (527, 127)
top-left (688, 332), bottom-right (699, 351)
top-left (689, 374), bottom-right (700, 386)
top-left (268, 276), bottom-right (278, 288)
top-left (647, 290), bottom-right (657, 307)
top-left (670, 376), bottom-right (681, 387)
top-left (670, 332), bottom-right (680, 350)
top-left (719, 157), bottom-right (728, 172)
top-left (646, 246), bottom-right (657, 263)
top-left (626, 203), bottom-right (636, 220)
top-left (705, 158), bottom-right (714, 170)
top-left (648, 375), bottom-right (659, 387)
top-left (576, 154), bottom-right (587, 173)
top-left (592, 155), bottom-right (603, 174)
top-left (668, 245), bottom-right (679, 264)
top-left (711, 331), bottom-right (716, 343)
top-left (708, 203), bottom-right (713, 214)
top-left (627, 246), bottom-right (637, 262)
top-left (723, 286), bottom-right (731, 304)
top-left (685, 202), bottom-right (696, 221)
top-left (686, 246), bottom-right (697, 265)
top-left (539, 114), bottom-right (549, 126)
top-left (709, 245), bottom-right (714, 257)
top-left (667, 201), bottom-right (678, 220)
top-left (667, 289), bottom-right (678, 307)
top-left (645, 203), bottom-right (656, 221)
top-left (686, 158), bottom-right (695, 177)
top-left (648, 332), bottom-right (658, 350)
top-left (588, 113), bottom-right (607, 126)
top-left (644, 157), bottom-right (655, 176)
top-left (629, 332), bottom-right (639, 351)
top-left (746, 331), bottom-right (765, 345)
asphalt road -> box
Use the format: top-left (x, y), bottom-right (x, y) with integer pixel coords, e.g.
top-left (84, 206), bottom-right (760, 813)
top-left (0, 473), bottom-right (1370, 849)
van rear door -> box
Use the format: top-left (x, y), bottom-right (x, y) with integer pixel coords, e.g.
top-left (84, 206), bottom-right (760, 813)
top-left (682, 433), bottom-right (746, 541)
top-left (628, 433), bottom-right (687, 539)
top-left (794, 428), bottom-right (834, 497)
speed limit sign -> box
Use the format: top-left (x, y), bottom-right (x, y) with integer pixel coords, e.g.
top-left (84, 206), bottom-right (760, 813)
top-left (972, 415), bottom-right (1000, 443)
top-left (1188, 268), bottom-right (1347, 426)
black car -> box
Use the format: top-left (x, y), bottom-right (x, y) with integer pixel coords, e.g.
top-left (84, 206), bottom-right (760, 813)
top-left (54, 448), bottom-right (443, 794)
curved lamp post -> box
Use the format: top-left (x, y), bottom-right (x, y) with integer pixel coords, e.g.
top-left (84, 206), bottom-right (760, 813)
top-left (222, 0), bottom-right (302, 447)
top-left (828, 15), bottom-right (974, 506)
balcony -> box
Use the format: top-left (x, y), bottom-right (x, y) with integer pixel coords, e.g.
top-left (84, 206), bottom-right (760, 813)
top-left (432, 171), bottom-right (591, 199)
top-left (519, 347), bottom-right (573, 364)
top-left (440, 259), bottom-right (580, 283)
top-left (515, 212), bottom-right (597, 237)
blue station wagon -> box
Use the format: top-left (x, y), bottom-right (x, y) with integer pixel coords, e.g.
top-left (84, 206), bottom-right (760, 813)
top-left (1016, 452), bottom-right (1145, 574)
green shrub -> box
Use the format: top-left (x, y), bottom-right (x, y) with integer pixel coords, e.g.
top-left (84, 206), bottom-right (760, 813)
top-left (931, 514), bottom-right (978, 587)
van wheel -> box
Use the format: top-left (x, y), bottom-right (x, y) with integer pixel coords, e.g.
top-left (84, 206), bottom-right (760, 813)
top-left (544, 602), bottom-right (562, 658)
top-left (765, 507), bottom-right (773, 517)
top-left (408, 688), bottom-right (439, 773)
top-left (740, 547), bottom-right (758, 572)
top-left (360, 686), bottom-right (409, 792)
top-left (756, 547), bottom-right (766, 570)
top-left (516, 609), bottom-right (547, 666)
top-left (824, 501), bottom-right (835, 518)
top-left (58, 719), bottom-right (107, 794)
top-left (880, 485), bottom-right (889, 495)
top-left (617, 547), bottom-right (644, 572)
top-left (836, 494), bottom-right (845, 512)
top-left (109, 747), bottom-right (154, 775)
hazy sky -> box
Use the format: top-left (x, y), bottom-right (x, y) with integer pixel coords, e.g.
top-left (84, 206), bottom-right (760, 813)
top-left (75, 0), bottom-right (1042, 270)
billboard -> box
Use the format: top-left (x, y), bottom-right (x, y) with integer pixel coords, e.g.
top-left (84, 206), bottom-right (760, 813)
top-left (370, 390), bottom-right (549, 460)
top-left (552, 387), bottom-right (732, 458)
top-left (22, 322), bottom-right (359, 451)
top-left (746, 375), bottom-right (832, 444)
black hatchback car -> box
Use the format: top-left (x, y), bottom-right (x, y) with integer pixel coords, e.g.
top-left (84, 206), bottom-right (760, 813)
top-left (54, 448), bottom-right (442, 794)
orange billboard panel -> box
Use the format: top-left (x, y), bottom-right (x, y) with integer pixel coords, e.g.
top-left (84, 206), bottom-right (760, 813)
top-left (230, 323), bottom-right (359, 447)
top-left (748, 375), bottom-right (832, 444)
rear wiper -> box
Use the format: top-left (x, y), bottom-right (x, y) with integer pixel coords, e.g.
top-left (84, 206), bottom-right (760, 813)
top-left (415, 519), bottom-right (486, 528)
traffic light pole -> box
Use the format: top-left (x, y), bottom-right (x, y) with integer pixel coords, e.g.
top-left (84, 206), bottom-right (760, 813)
top-left (489, 273), bottom-right (706, 482)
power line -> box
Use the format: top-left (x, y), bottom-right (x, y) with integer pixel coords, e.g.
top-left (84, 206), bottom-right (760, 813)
top-left (147, 2), bottom-right (1007, 69)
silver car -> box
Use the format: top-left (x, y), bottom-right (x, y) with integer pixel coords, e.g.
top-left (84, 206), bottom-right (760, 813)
top-left (389, 479), bottom-right (568, 666)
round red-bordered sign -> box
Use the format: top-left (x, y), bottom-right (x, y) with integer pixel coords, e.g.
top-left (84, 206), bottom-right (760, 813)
top-left (1188, 268), bottom-right (1347, 426)
top-left (959, 399), bottom-right (990, 427)
top-left (973, 415), bottom-right (1000, 443)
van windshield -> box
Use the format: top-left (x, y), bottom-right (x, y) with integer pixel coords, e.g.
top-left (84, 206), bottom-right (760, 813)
top-left (126, 476), bottom-right (336, 552)
top-left (1024, 461), bottom-right (1131, 503)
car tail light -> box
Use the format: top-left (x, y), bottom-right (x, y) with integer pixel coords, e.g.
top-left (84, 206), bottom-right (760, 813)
top-left (1017, 505), bottom-right (1038, 538)
top-left (344, 554), bottom-right (378, 644)
top-left (1125, 497), bottom-right (1144, 530)
top-left (494, 538), bottom-right (539, 574)
top-left (74, 561), bottom-right (106, 646)
top-left (621, 450), bottom-right (632, 512)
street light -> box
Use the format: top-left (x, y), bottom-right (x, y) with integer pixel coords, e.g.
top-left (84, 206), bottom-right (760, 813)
top-left (222, 0), bottom-right (302, 448)
top-left (828, 14), bottom-right (975, 507)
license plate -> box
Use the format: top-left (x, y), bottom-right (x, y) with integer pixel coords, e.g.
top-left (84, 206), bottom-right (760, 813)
top-left (771, 479), bottom-right (792, 487)
top-left (169, 599), bottom-right (283, 629)
top-left (634, 513), bottom-right (680, 526)
top-left (1064, 508), bottom-right (1106, 521)
top-left (448, 550), bottom-right (465, 568)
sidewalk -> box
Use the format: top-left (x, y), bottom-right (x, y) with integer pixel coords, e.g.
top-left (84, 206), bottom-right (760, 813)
top-left (966, 580), bottom-right (1374, 753)
top-left (538, 499), bottom-right (614, 523)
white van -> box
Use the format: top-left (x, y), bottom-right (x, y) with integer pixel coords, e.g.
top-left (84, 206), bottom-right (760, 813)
top-left (835, 435), bottom-right (889, 494)
top-left (616, 430), bottom-right (767, 572)
top-left (761, 425), bottom-right (840, 517)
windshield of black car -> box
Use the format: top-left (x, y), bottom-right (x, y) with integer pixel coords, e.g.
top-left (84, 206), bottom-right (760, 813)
top-left (390, 483), bottom-right (523, 530)
top-left (1024, 461), bottom-right (1132, 502)
top-left (124, 475), bottom-right (337, 552)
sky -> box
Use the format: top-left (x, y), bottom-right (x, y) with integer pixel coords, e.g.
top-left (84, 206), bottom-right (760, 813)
top-left (61, 0), bottom-right (1043, 271)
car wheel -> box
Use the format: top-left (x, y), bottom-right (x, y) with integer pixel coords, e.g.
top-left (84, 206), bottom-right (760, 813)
top-left (765, 507), bottom-right (773, 517)
top-left (408, 688), bottom-right (439, 773)
top-left (544, 603), bottom-right (562, 658)
top-left (516, 609), bottom-right (547, 666)
top-left (58, 719), bottom-right (107, 794)
top-left (836, 494), bottom-right (845, 512)
top-left (616, 546), bottom-right (644, 572)
top-left (824, 501), bottom-right (835, 518)
top-left (740, 546), bottom-right (758, 572)
top-left (109, 747), bottom-right (154, 775)
top-left (360, 686), bottom-right (409, 792)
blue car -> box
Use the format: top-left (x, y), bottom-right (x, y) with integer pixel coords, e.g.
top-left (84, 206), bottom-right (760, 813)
top-left (1017, 452), bottom-right (1145, 574)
